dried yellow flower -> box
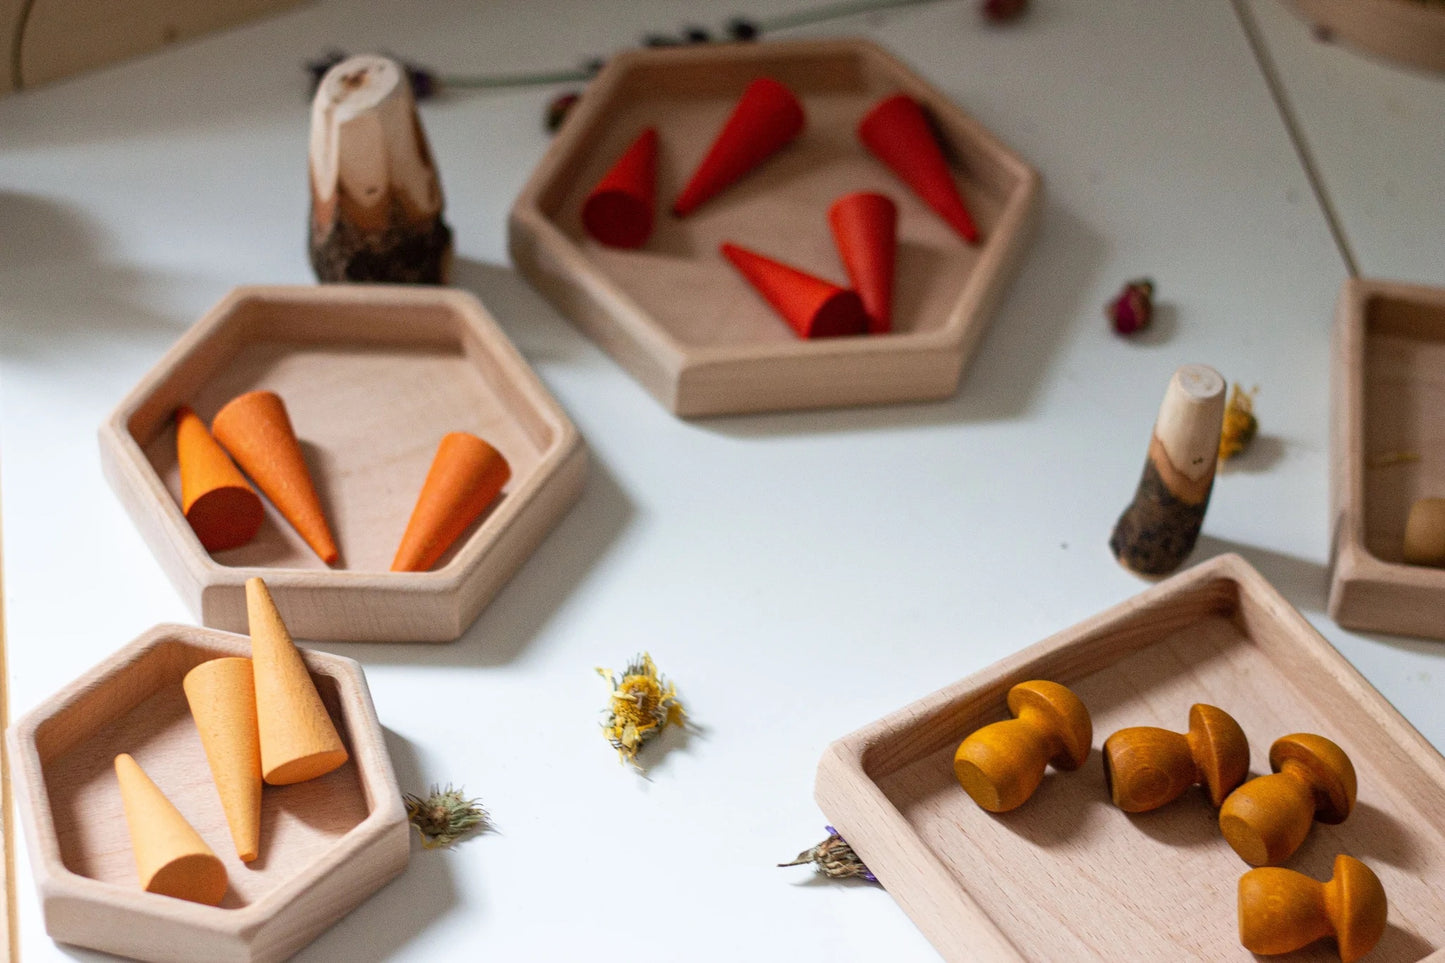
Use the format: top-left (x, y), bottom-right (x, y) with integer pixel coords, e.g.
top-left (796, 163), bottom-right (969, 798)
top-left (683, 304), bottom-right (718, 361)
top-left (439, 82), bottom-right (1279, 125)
top-left (1219, 383), bottom-right (1259, 461)
top-left (597, 652), bottom-right (685, 767)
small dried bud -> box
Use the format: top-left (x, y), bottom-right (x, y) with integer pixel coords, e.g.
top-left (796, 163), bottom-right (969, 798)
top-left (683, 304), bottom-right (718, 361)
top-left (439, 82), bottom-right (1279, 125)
top-left (779, 826), bottom-right (877, 882)
top-left (546, 91), bottom-right (582, 134)
top-left (981, 0), bottom-right (1029, 23)
top-left (1107, 278), bottom-right (1155, 335)
top-left (727, 17), bottom-right (761, 42)
top-left (1218, 384), bottom-right (1260, 461)
top-left (404, 784), bottom-right (489, 849)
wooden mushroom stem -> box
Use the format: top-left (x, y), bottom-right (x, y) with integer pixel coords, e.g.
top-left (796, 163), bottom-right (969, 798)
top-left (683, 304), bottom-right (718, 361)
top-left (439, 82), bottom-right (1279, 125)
top-left (1238, 854), bottom-right (1387, 962)
top-left (308, 54), bottom-right (451, 283)
top-left (953, 680), bottom-right (1092, 813)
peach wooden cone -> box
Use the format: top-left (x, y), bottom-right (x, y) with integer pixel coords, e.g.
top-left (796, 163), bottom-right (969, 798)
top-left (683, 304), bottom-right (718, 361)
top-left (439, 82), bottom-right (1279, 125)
top-left (828, 191), bottom-right (898, 334)
top-left (183, 657), bottom-right (262, 862)
top-left (176, 406), bottom-right (264, 552)
top-left (582, 127), bottom-right (658, 248)
top-left (392, 432), bottom-right (512, 573)
top-left (672, 77), bottom-right (805, 217)
top-left (858, 93), bottom-right (979, 243)
top-left (211, 390), bottom-right (339, 564)
top-left (720, 242), bottom-right (867, 339)
top-left (247, 577), bottom-right (348, 785)
top-left (114, 753), bottom-right (228, 905)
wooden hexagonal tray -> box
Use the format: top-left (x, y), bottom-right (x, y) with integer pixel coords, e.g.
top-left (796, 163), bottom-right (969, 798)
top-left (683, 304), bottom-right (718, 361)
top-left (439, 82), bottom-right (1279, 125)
top-left (509, 37), bottom-right (1040, 417)
top-left (99, 284), bottom-right (587, 642)
top-left (1328, 279), bottom-right (1445, 641)
top-left (6, 623), bottom-right (408, 963)
top-left (816, 554), bottom-right (1445, 961)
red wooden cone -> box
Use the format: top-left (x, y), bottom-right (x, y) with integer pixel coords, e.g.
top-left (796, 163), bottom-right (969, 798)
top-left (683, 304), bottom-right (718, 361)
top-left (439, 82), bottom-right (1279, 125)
top-left (582, 128), bottom-right (658, 248)
top-left (828, 191), bottom-right (898, 334)
top-left (720, 242), bottom-right (867, 339)
top-left (858, 93), bottom-right (979, 243)
top-left (673, 77), bottom-right (804, 217)
top-left (392, 432), bottom-right (512, 572)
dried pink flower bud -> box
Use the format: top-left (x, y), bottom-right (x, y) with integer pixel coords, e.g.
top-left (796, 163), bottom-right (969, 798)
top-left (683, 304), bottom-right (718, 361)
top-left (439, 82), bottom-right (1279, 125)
top-left (1107, 278), bottom-right (1155, 335)
top-left (981, 0), bottom-right (1029, 23)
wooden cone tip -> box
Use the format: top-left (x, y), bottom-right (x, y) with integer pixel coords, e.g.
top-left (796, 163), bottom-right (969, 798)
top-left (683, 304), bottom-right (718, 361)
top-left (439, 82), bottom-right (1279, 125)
top-left (391, 432), bottom-right (511, 572)
top-left (114, 754), bottom-right (227, 904)
top-left (248, 575), bottom-right (349, 784)
top-left (213, 392), bottom-right (339, 564)
top-left (183, 657), bottom-right (262, 862)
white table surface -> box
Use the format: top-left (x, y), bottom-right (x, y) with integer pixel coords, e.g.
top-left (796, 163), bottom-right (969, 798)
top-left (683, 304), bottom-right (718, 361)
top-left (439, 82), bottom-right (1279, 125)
top-left (2, 1), bottom-right (1442, 960)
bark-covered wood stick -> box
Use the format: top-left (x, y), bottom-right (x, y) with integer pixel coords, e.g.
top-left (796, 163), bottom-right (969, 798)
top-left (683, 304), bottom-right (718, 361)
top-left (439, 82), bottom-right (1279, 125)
top-left (308, 54), bottom-right (452, 283)
top-left (1110, 364), bottom-right (1226, 577)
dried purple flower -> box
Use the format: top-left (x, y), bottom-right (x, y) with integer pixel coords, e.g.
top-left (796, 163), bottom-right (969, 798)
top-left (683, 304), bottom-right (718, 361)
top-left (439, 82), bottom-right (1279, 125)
top-left (779, 826), bottom-right (878, 882)
top-left (728, 17), bottom-right (761, 41)
top-left (1107, 278), bottom-right (1155, 335)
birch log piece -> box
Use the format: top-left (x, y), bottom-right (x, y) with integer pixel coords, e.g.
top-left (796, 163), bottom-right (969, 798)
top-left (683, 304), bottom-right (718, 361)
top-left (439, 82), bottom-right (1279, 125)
top-left (308, 54), bottom-right (452, 283)
top-left (1110, 364), bottom-right (1226, 577)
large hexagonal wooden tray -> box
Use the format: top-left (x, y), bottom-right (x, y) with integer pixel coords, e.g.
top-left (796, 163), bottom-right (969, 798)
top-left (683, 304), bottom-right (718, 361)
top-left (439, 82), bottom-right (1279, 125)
top-left (509, 37), bottom-right (1041, 417)
top-left (99, 284), bottom-right (587, 642)
top-left (6, 623), bottom-right (408, 962)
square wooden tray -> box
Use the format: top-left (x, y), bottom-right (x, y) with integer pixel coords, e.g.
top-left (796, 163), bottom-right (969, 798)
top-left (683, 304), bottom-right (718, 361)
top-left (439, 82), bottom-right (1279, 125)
top-left (1328, 278), bottom-right (1445, 640)
top-left (6, 623), bottom-right (408, 963)
top-left (99, 284), bottom-right (588, 643)
top-left (816, 553), bottom-right (1445, 961)
top-left (509, 37), bottom-right (1040, 417)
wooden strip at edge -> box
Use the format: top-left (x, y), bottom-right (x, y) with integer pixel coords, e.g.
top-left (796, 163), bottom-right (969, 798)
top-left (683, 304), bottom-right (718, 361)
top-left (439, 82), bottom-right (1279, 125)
top-left (1, 477), bottom-right (17, 961)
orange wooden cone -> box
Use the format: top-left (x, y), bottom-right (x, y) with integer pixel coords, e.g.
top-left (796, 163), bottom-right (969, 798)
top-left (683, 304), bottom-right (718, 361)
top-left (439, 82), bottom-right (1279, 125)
top-left (858, 93), bottom-right (979, 243)
top-left (672, 77), bottom-right (804, 217)
top-left (720, 242), bottom-right (867, 339)
top-left (175, 406), bottom-right (265, 552)
top-left (582, 127), bottom-right (658, 248)
top-left (114, 753), bottom-right (228, 906)
top-left (392, 432), bottom-right (512, 573)
top-left (211, 391), bottom-right (339, 564)
top-left (247, 577), bottom-right (348, 785)
top-left (828, 191), bottom-right (898, 334)
top-left (183, 657), bottom-right (262, 862)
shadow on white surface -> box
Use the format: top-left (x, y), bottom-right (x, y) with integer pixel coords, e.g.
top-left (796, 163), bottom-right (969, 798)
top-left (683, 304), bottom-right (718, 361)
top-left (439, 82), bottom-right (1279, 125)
top-left (325, 453), bottom-right (632, 668)
top-left (297, 727), bottom-right (461, 961)
top-left (1189, 533), bottom-right (1329, 614)
top-left (0, 191), bottom-right (185, 365)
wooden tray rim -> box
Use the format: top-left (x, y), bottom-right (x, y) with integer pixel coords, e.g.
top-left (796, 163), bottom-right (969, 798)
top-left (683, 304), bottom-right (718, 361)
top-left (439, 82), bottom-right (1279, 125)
top-left (98, 283), bottom-right (585, 593)
top-left (816, 552), bottom-right (1445, 961)
top-left (5, 622), bottom-right (406, 933)
top-left (508, 36), bottom-right (1043, 416)
top-left (1331, 278), bottom-right (1445, 610)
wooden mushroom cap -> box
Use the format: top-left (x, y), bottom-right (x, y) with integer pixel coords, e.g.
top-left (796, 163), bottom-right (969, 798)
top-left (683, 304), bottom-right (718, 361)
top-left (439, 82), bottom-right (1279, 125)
top-left (1007, 680), bottom-right (1092, 770)
top-left (1270, 733), bottom-right (1356, 824)
top-left (1187, 703), bottom-right (1250, 807)
top-left (1333, 854), bottom-right (1389, 963)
